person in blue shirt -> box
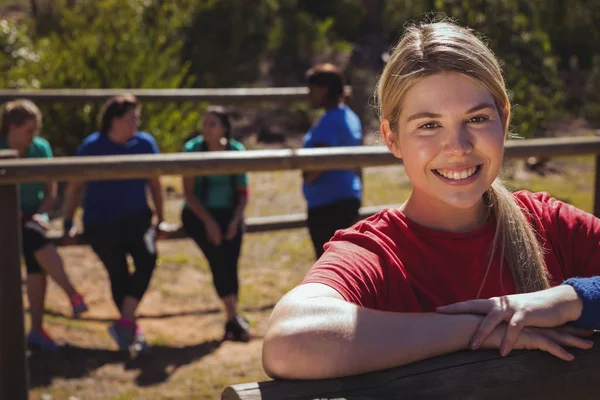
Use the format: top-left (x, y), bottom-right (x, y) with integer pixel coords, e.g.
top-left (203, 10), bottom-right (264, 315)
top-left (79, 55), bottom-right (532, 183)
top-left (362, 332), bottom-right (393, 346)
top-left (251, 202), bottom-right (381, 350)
top-left (181, 106), bottom-right (251, 342)
top-left (63, 94), bottom-right (164, 354)
top-left (302, 63), bottom-right (363, 259)
top-left (0, 99), bottom-right (88, 353)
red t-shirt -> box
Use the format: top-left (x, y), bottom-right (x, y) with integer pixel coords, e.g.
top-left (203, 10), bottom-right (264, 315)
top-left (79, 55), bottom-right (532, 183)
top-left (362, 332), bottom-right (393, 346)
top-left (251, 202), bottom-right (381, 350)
top-left (302, 191), bottom-right (600, 312)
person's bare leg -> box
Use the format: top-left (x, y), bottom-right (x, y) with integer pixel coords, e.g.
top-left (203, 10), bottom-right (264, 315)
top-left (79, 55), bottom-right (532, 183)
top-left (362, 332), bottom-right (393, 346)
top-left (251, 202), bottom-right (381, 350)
top-left (34, 244), bottom-right (77, 298)
top-left (26, 273), bottom-right (47, 332)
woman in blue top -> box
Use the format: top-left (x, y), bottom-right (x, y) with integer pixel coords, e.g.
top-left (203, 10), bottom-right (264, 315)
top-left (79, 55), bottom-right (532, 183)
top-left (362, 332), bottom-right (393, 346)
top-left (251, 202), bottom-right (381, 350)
top-left (302, 63), bottom-right (363, 259)
top-left (0, 99), bottom-right (88, 352)
top-left (63, 94), bottom-right (164, 354)
top-left (181, 106), bottom-right (250, 342)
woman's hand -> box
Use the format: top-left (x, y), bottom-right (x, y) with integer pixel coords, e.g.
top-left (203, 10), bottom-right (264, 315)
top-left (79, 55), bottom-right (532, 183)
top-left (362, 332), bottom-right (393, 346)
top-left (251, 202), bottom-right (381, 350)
top-left (225, 217), bottom-right (239, 241)
top-left (481, 323), bottom-right (593, 361)
top-left (61, 222), bottom-right (78, 246)
top-left (31, 213), bottom-right (50, 231)
top-left (437, 286), bottom-right (585, 355)
top-left (205, 217), bottom-right (222, 246)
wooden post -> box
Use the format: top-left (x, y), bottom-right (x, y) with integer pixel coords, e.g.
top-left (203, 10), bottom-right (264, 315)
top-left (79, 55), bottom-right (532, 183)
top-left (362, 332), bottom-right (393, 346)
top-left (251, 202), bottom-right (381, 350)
top-left (594, 155), bottom-right (600, 217)
top-left (0, 150), bottom-right (28, 400)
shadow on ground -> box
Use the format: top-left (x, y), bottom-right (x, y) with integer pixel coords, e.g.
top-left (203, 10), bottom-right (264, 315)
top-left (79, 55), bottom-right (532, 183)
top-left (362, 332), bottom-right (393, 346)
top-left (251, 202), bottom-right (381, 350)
top-left (28, 339), bottom-right (222, 388)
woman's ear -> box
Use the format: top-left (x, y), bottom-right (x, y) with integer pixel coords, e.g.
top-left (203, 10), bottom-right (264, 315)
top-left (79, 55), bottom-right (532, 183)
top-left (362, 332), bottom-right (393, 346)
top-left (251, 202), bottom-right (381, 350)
top-left (381, 119), bottom-right (402, 159)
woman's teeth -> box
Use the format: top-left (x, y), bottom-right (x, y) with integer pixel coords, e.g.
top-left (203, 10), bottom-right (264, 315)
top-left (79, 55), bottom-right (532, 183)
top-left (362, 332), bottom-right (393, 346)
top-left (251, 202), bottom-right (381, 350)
top-left (435, 166), bottom-right (478, 180)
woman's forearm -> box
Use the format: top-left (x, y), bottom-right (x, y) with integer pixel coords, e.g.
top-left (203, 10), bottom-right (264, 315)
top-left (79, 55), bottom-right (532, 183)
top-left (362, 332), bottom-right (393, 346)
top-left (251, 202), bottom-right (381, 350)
top-left (63, 181), bottom-right (84, 221)
top-left (232, 194), bottom-right (247, 223)
top-left (148, 178), bottom-right (164, 223)
top-left (37, 181), bottom-right (58, 215)
top-left (263, 293), bottom-right (483, 380)
top-left (185, 193), bottom-right (213, 223)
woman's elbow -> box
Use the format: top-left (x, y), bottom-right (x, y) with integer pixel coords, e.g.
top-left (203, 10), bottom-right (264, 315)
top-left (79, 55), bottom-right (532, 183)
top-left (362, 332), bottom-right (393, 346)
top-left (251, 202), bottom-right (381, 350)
top-left (263, 326), bottom-right (317, 379)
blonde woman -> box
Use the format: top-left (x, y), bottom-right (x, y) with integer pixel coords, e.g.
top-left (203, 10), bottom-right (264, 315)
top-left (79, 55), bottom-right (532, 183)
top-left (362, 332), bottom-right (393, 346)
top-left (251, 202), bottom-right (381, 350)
top-left (262, 21), bottom-right (600, 380)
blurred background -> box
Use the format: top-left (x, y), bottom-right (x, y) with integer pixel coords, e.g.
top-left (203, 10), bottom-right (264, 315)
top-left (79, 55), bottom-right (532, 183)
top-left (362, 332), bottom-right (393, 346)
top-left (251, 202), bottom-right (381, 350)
top-left (4, 1), bottom-right (600, 399)
top-left (2, 0), bottom-right (599, 156)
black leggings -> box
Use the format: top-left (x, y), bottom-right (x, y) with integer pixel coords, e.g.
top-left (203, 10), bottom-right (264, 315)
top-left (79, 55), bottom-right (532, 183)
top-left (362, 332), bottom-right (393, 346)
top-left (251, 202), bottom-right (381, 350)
top-left (307, 197), bottom-right (361, 259)
top-left (84, 209), bottom-right (157, 311)
top-left (181, 208), bottom-right (243, 298)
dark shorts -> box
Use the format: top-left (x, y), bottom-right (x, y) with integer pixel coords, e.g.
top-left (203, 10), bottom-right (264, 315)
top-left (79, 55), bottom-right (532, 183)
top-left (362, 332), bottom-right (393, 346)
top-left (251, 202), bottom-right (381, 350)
top-left (22, 220), bottom-right (51, 274)
top-left (307, 197), bottom-right (361, 259)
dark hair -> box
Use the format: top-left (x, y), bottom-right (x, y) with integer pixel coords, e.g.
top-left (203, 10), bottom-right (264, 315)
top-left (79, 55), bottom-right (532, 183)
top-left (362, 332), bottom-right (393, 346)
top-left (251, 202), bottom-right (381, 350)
top-left (205, 105), bottom-right (232, 140)
top-left (306, 63), bottom-right (345, 101)
top-left (0, 99), bottom-right (41, 137)
top-left (98, 94), bottom-right (138, 134)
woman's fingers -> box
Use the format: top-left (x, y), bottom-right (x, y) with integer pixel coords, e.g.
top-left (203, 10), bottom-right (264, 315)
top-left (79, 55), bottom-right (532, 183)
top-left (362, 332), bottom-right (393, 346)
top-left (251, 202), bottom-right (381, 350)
top-left (471, 309), bottom-right (508, 349)
top-left (499, 312), bottom-right (527, 356)
top-left (534, 328), bottom-right (594, 351)
top-left (556, 326), bottom-right (595, 337)
top-left (527, 331), bottom-right (574, 361)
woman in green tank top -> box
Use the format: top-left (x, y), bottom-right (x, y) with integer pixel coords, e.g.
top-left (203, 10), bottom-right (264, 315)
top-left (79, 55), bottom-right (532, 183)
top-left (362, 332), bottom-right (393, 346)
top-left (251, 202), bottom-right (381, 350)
top-left (181, 106), bottom-right (251, 342)
top-left (0, 99), bottom-right (88, 352)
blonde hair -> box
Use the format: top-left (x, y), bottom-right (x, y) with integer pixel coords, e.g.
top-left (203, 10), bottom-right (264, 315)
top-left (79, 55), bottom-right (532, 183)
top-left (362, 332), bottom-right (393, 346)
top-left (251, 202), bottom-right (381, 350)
top-left (376, 21), bottom-right (550, 293)
top-left (0, 99), bottom-right (42, 137)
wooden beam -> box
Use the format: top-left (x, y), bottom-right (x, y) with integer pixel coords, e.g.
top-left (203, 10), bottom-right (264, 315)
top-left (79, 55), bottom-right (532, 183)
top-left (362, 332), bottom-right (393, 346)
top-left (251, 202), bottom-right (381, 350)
top-left (1, 137), bottom-right (600, 184)
top-left (49, 204), bottom-right (395, 245)
top-left (221, 333), bottom-right (600, 400)
top-left (0, 87), bottom-right (350, 103)
top-left (0, 150), bottom-right (28, 400)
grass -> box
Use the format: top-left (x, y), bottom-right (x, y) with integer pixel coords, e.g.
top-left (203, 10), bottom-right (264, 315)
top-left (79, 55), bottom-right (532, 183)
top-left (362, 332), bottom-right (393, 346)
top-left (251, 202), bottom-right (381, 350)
top-left (26, 152), bottom-right (598, 399)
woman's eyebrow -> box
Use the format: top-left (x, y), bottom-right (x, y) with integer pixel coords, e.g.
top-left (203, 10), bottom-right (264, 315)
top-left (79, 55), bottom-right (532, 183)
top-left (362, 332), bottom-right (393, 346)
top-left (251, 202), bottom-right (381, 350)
top-left (466, 102), bottom-right (496, 113)
top-left (406, 111), bottom-right (441, 122)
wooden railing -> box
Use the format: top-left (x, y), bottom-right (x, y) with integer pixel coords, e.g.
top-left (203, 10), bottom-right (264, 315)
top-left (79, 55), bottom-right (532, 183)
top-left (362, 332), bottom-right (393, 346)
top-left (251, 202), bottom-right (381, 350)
top-left (0, 86), bottom-right (350, 103)
top-left (221, 333), bottom-right (600, 400)
top-left (2, 136), bottom-right (600, 399)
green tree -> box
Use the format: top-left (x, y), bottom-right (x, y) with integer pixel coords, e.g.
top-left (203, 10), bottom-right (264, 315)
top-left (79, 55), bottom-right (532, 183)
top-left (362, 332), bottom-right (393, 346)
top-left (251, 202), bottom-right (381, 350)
top-left (8, 0), bottom-right (201, 154)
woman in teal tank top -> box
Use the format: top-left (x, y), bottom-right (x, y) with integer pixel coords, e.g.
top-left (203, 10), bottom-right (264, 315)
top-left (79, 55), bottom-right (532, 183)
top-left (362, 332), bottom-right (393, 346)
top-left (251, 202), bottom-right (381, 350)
top-left (181, 106), bottom-right (251, 342)
top-left (0, 100), bottom-right (88, 352)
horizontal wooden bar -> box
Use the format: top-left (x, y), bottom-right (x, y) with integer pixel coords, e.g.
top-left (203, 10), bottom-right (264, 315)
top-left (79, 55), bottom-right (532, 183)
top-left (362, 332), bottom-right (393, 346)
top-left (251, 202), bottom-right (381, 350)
top-left (0, 87), bottom-right (349, 103)
top-left (221, 333), bottom-right (600, 400)
top-left (0, 147), bottom-right (397, 183)
top-left (1, 137), bottom-right (599, 184)
top-left (49, 204), bottom-right (394, 246)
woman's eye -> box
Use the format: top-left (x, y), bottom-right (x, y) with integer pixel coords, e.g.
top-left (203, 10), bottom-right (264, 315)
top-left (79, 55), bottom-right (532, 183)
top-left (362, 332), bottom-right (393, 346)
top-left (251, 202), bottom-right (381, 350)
top-left (419, 122), bottom-right (439, 130)
top-left (469, 115), bottom-right (489, 123)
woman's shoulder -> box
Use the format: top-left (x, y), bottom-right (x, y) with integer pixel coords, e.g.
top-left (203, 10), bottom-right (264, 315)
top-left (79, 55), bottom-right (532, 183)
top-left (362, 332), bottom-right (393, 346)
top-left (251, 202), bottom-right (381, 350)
top-left (330, 208), bottom-right (405, 253)
top-left (31, 136), bottom-right (51, 148)
top-left (135, 131), bottom-right (157, 144)
top-left (30, 136), bottom-right (52, 156)
top-left (183, 135), bottom-right (204, 151)
top-left (229, 138), bottom-right (246, 151)
top-left (513, 190), bottom-right (563, 214)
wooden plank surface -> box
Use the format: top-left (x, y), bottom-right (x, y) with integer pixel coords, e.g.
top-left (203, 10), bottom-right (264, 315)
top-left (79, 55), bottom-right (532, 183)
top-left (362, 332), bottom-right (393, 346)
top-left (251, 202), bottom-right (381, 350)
top-left (0, 150), bottom-right (28, 400)
top-left (221, 333), bottom-right (600, 400)
top-left (1, 137), bottom-right (600, 184)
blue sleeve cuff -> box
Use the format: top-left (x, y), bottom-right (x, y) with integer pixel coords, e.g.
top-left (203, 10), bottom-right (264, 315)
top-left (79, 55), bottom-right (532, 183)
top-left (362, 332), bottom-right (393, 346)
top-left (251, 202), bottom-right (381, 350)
top-left (563, 277), bottom-right (600, 329)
